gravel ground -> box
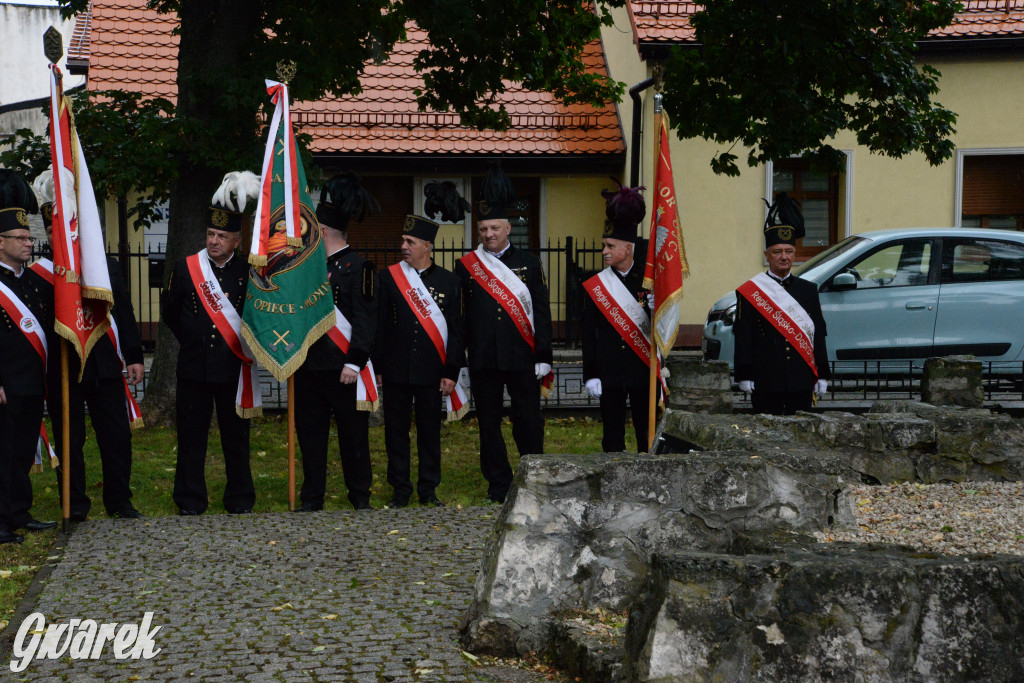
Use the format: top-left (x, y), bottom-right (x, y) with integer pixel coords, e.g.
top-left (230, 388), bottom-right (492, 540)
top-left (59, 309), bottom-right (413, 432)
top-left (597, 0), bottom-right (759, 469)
top-left (815, 481), bottom-right (1024, 556)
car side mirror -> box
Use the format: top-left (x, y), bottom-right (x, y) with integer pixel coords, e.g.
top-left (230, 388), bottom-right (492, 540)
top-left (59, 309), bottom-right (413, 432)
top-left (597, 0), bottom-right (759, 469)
top-left (831, 272), bottom-right (857, 290)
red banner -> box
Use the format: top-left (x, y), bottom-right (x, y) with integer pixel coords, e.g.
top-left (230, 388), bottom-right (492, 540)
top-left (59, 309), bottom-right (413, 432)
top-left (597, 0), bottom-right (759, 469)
top-left (643, 116), bottom-right (689, 356)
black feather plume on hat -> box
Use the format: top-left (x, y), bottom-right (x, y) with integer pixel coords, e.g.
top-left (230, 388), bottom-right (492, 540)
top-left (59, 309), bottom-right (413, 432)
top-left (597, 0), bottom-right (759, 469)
top-left (601, 178), bottom-right (646, 230)
top-left (317, 171), bottom-right (380, 229)
top-left (764, 192), bottom-right (804, 233)
top-left (763, 192), bottom-right (805, 247)
top-left (0, 169), bottom-right (39, 214)
top-left (423, 181), bottom-right (470, 223)
top-left (477, 162), bottom-right (516, 220)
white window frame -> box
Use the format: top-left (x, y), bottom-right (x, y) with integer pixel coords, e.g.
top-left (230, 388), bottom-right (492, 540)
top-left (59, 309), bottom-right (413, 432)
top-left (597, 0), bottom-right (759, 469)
top-left (953, 147), bottom-right (1024, 228)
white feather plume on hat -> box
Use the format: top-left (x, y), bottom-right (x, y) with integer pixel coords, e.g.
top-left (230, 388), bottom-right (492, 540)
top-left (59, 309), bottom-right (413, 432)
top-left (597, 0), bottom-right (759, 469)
top-left (31, 167), bottom-right (55, 206)
top-left (211, 170), bottom-right (260, 213)
top-left (32, 165), bottom-right (76, 217)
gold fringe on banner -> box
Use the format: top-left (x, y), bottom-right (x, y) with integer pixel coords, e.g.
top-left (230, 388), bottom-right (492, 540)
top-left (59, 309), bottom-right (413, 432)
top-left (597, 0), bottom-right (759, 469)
top-left (236, 405), bottom-right (264, 419)
top-left (248, 253), bottom-right (267, 268)
top-left (286, 236), bottom-right (303, 248)
top-left (446, 403), bottom-right (469, 422)
top-left (356, 398), bottom-right (379, 413)
top-left (129, 417), bottom-right (145, 431)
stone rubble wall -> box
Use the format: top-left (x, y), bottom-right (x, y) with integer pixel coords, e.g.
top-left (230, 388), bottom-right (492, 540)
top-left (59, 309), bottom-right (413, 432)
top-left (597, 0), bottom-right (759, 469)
top-left (658, 401), bottom-right (1024, 484)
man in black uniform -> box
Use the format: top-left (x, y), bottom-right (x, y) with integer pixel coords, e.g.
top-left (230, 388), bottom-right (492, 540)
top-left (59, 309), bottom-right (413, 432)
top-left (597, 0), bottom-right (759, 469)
top-left (162, 176), bottom-right (257, 515)
top-left (376, 212), bottom-right (464, 507)
top-left (733, 193), bottom-right (829, 415)
top-left (582, 183), bottom-right (655, 452)
top-left (34, 172), bottom-right (145, 520)
top-left (0, 169), bottom-right (56, 543)
top-left (294, 172), bottom-right (377, 511)
top-left (455, 164), bottom-right (552, 504)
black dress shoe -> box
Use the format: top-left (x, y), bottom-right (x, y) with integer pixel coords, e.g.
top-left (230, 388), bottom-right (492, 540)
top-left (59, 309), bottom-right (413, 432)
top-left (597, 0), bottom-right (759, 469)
top-left (227, 507), bottom-right (252, 515)
top-left (485, 495), bottom-right (506, 505)
top-left (22, 519), bottom-right (57, 532)
top-left (294, 502), bottom-right (323, 512)
top-left (69, 511), bottom-right (88, 522)
top-left (0, 529), bottom-right (24, 544)
top-left (178, 509), bottom-right (202, 516)
top-left (108, 506), bottom-right (143, 519)
top-left (420, 495), bottom-right (445, 507)
top-left (387, 497), bottom-right (409, 509)
top-left (354, 501), bottom-right (373, 510)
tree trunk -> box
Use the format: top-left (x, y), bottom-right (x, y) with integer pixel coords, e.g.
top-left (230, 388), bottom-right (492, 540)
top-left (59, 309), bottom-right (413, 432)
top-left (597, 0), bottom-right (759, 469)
top-left (141, 0), bottom-right (260, 425)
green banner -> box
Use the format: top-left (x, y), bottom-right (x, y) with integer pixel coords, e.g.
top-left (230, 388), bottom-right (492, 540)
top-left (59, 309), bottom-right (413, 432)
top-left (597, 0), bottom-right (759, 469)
top-left (240, 129), bottom-right (333, 382)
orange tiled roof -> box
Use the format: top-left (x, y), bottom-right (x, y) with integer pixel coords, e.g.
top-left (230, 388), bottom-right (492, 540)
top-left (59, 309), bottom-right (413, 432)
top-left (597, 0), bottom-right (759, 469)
top-left (628, 1), bottom-right (1024, 50)
top-left (70, 1), bottom-right (623, 159)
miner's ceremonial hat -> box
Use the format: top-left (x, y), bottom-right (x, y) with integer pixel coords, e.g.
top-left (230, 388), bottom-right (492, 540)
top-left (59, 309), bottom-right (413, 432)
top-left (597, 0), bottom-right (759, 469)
top-left (476, 162), bottom-right (515, 221)
top-left (601, 179), bottom-right (646, 243)
top-left (208, 171), bottom-right (260, 233)
top-left (316, 171), bottom-right (379, 231)
top-left (0, 169), bottom-right (39, 234)
top-left (763, 192), bottom-right (805, 247)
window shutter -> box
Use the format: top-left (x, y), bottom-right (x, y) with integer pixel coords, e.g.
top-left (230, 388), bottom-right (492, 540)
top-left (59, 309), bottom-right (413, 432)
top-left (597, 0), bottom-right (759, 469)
top-left (962, 155), bottom-right (1024, 216)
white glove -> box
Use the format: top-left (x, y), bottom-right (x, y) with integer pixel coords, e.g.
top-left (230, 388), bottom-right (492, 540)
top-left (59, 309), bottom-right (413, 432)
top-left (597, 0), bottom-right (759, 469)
top-left (814, 379), bottom-right (828, 397)
top-left (535, 362), bottom-right (552, 381)
top-left (738, 380), bottom-right (754, 393)
top-left (646, 292), bottom-right (655, 308)
top-left (585, 378), bottom-right (603, 398)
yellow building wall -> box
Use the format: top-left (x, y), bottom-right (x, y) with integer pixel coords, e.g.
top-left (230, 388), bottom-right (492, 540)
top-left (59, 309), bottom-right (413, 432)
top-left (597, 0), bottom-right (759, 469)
top-left (599, 22), bottom-right (1024, 330)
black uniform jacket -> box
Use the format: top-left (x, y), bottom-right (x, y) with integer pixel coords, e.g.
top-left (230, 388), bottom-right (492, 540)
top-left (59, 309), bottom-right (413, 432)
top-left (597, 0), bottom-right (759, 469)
top-left (301, 246), bottom-right (376, 372)
top-left (733, 273), bottom-right (830, 391)
top-left (581, 264), bottom-right (651, 389)
top-left (454, 245), bottom-right (553, 372)
top-left (0, 264), bottom-right (53, 397)
top-left (162, 251), bottom-right (248, 384)
top-left (375, 262), bottom-right (464, 385)
top-left (49, 256), bottom-right (144, 387)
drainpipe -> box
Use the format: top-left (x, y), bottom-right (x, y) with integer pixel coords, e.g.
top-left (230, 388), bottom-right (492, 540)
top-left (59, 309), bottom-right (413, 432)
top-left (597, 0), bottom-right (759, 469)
top-left (628, 77), bottom-right (656, 187)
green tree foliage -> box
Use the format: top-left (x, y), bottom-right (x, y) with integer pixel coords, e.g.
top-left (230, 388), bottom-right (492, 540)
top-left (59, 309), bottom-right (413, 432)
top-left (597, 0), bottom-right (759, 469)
top-left (662, 0), bottom-right (962, 175)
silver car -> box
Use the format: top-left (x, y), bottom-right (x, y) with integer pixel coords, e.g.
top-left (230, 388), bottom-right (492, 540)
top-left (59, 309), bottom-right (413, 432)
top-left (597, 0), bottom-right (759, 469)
top-left (702, 228), bottom-right (1024, 375)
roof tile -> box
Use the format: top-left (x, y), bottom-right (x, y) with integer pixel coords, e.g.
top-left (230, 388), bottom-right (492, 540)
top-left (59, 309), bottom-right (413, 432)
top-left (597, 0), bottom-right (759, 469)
top-left (78, 0), bottom-right (622, 157)
top-left (628, 0), bottom-right (1024, 45)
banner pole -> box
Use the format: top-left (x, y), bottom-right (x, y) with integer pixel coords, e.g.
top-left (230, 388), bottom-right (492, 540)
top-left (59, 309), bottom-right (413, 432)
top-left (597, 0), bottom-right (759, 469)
top-left (287, 375), bottom-right (296, 511)
top-left (647, 94), bottom-right (663, 452)
top-left (61, 339), bottom-right (71, 531)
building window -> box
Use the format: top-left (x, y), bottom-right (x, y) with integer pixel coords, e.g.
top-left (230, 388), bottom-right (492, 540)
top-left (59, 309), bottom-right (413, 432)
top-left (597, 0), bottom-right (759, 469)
top-left (771, 159), bottom-right (839, 259)
top-left (961, 154), bottom-right (1024, 231)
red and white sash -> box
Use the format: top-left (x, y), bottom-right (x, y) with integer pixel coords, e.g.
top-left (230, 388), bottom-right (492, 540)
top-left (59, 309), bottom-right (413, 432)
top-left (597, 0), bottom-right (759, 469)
top-left (107, 317), bottom-right (144, 430)
top-left (186, 250), bottom-right (262, 417)
top-left (0, 267), bottom-right (53, 471)
top-left (736, 272), bottom-right (818, 377)
top-left (583, 267), bottom-right (668, 395)
top-left (33, 258), bottom-right (145, 428)
top-left (389, 261), bottom-right (469, 420)
top-left (325, 307), bottom-right (379, 412)
top-left (459, 245), bottom-right (554, 392)
top-left (34, 422), bottom-right (58, 473)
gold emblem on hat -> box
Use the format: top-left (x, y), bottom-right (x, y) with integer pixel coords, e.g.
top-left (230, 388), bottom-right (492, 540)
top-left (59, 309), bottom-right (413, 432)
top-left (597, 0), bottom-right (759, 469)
top-left (778, 226), bottom-right (793, 240)
top-left (404, 216), bottom-right (416, 232)
top-left (602, 220), bottom-right (614, 238)
top-left (211, 208), bottom-right (230, 228)
top-left (478, 200), bottom-right (492, 217)
top-left (16, 210), bottom-right (28, 227)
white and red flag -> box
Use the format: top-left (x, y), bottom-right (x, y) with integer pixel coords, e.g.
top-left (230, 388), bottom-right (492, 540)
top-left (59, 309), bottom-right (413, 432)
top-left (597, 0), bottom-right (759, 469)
top-left (47, 64), bottom-right (112, 371)
top-left (642, 115), bottom-right (689, 356)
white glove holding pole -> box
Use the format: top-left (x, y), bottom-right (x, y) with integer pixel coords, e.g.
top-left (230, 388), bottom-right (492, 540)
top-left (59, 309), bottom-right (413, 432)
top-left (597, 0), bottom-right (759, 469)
top-left (535, 362), bottom-right (552, 381)
top-left (738, 380), bottom-right (754, 393)
top-left (585, 378), bottom-right (603, 398)
top-left (646, 292), bottom-right (655, 309)
top-left (814, 379), bottom-right (828, 397)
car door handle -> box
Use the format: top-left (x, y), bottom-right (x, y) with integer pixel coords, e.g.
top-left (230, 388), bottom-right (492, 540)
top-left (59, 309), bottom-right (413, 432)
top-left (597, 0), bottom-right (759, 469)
top-left (905, 301), bottom-right (932, 310)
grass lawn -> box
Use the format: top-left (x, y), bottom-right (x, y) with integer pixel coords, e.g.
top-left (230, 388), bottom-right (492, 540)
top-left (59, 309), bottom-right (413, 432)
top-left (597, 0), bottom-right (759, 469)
top-left (1, 414), bottom-right (614, 631)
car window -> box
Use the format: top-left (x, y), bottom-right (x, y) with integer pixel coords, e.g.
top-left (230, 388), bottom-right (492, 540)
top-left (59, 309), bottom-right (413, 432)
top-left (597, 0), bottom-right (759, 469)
top-left (942, 238), bottom-right (1024, 283)
top-left (794, 236), bottom-right (866, 278)
top-left (840, 239), bottom-right (932, 289)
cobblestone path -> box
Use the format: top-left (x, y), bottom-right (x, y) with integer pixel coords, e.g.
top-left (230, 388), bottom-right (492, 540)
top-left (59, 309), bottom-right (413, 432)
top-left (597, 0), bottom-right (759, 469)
top-left (8, 506), bottom-right (540, 682)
